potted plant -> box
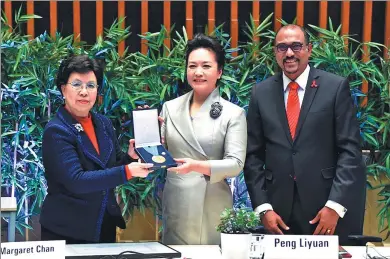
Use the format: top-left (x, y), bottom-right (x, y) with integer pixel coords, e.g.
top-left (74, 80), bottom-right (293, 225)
top-left (216, 208), bottom-right (260, 259)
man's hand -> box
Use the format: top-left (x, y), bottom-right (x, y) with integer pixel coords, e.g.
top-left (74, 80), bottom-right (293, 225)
top-left (262, 211), bottom-right (289, 235)
top-left (310, 207), bottom-right (340, 235)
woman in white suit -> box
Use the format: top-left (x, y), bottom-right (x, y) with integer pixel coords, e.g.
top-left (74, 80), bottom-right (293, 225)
top-left (160, 34), bottom-right (247, 245)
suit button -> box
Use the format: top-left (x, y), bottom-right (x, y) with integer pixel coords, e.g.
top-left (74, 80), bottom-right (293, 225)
top-left (102, 191), bottom-right (106, 195)
top-left (292, 152), bottom-right (296, 155)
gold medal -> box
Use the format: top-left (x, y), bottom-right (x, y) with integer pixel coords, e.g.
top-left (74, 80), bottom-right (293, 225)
top-left (152, 155), bottom-right (166, 163)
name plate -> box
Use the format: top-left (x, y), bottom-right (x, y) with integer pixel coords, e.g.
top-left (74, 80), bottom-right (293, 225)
top-left (263, 235), bottom-right (338, 259)
top-left (1, 240), bottom-right (65, 259)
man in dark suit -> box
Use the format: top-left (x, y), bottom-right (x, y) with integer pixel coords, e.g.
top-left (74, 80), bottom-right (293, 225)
top-left (244, 24), bottom-right (366, 245)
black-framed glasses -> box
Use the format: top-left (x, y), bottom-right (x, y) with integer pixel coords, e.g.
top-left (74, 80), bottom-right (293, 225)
top-left (276, 43), bottom-right (304, 53)
top-left (67, 80), bottom-right (98, 92)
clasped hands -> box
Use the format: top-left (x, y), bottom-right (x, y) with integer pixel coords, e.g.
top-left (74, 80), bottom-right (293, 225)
top-left (126, 131), bottom-right (197, 177)
top-left (127, 105), bottom-right (202, 176)
top-left (262, 207), bottom-right (339, 235)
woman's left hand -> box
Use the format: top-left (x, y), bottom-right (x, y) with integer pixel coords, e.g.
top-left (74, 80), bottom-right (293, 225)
top-left (167, 158), bottom-right (197, 174)
top-left (128, 139), bottom-right (139, 159)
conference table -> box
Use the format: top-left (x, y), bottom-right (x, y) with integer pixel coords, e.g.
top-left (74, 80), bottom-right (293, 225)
top-left (168, 245), bottom-right (389, 258)
top-left (65, 243), bottom-right (390, 258)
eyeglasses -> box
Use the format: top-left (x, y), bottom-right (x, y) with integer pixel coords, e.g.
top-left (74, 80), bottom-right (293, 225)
top-left (67, 80), bottom-right (98, 92)
top-left (276, 43), bottom-right (304, 53)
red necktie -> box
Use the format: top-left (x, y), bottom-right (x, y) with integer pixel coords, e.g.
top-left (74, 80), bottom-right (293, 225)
top-left (286, 82), bottom-right (300, 139)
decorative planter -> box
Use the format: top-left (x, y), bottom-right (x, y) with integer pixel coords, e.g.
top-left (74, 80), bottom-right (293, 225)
top-left (221, 232), bottom-right (252, 259)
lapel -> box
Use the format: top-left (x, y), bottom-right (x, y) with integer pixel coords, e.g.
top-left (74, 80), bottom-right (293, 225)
top-left (273, 73), bottom-right (294, 145)
top-left (167, 88), bottom-right (221, 158)
top-left (57, 106), bottom-right (113, 168)
top-left (294, 67), bottom-right (320, 141)
top-left (91, 113), bottom-right (113, 168)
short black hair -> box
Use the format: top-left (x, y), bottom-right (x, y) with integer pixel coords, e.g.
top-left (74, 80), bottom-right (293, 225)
top-left (185, 33), bottom-right (225, 71)
top-left (56, 55), bottom-right (104, 94)
top-left (274, 24), bottom-right (310, 45)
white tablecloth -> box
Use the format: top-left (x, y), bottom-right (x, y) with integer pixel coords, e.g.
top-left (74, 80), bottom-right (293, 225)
top-left (65, 243), bottom-right (390, 259)
top-left (169, 245), bottom-right (390, 259)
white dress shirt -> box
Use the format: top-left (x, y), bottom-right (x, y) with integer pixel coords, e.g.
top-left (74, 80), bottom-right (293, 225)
top-left (254, 65), bottom-right (347, 219)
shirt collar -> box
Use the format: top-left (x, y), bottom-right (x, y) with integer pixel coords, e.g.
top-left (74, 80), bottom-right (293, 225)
top-left (283, 65), bottom-right (311, 92)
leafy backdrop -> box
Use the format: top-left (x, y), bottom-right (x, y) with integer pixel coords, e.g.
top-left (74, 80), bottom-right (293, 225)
top-left (1, 11), bottom-right (389, 237)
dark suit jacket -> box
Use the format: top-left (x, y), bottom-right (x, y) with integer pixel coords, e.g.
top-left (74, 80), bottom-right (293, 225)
top-left (244, 67), bottom-right (366, 239)
top-left (40, 106), bottom-right (133, 242)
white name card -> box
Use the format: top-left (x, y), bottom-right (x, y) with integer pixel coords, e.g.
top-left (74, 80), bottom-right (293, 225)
top-left (263, 235), bottom-right (339, 259)
top-left (1, 240), bottom-right (65, 259)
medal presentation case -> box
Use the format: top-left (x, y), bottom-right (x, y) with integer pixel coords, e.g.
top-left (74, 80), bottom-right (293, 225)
top-left (132, 108), bottom-right (177, 170)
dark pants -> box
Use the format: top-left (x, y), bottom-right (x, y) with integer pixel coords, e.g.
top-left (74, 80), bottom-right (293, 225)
top-left (283, 183), bottom-right (315, 235)
top-left (41, 211), bottom-right (117, 244)
top-left (282, 183), bottom-right (348, 245)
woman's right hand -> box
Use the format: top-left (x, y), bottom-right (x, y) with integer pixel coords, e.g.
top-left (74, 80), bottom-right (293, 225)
top-left (127, 162), bottom-right (154, 178)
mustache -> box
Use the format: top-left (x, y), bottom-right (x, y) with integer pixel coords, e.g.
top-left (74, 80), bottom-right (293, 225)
top-left (283, 57), bottom-right (299, 62)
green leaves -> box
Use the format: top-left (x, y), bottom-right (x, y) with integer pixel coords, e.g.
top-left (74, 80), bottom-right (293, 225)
top-left (216, 208), bottom-right (260, 234)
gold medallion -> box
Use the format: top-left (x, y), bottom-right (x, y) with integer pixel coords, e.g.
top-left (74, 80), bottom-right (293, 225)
top-left (152, 155), bottom-right (166, 163)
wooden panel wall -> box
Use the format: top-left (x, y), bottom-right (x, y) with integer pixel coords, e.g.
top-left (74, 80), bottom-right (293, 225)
top-left (208, 1), bottom-right (215, 35)
top-left (73, 0), bottom-right (80, 42)
top-left (385, 1), bottom-right (390, 60)
top-left (163, 1), bottom-right (171, 50)
top-left (49, 0), bottom-right (57, 38)
top-left (252, 1), bottom-right (259, 42)
top-left (4, 1), bottom-right (12, 32)
top-left (118, 0), bottom-right (125, 56)
top-left (362, 1), bottom-right (373, 106)
top-left (4, 0), bottom-right (389, 63)
top-left (230, 0), bottom-right (238, 56)
top-left (141, 0), bottom-right (148, 54)
top-left (26, 0), bottom-right (34, 39)
top-left (186, 0), bottom-right (193, 39)
top-left (319, 1), bottom-right (327, 30)
top-left (6, 0), bottom-right (388, 59)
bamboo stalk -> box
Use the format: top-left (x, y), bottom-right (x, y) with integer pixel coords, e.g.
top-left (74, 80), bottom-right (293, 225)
top-left (12, 122), bottom-right (19, 198)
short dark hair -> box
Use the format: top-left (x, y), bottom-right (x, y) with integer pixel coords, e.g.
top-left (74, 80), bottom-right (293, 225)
top-left (274, 24), bottom-right (310, 45)
top-left (185, 33), bottom-right (225, 71)
top-left (56, 55), bottom-right (104, 94)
